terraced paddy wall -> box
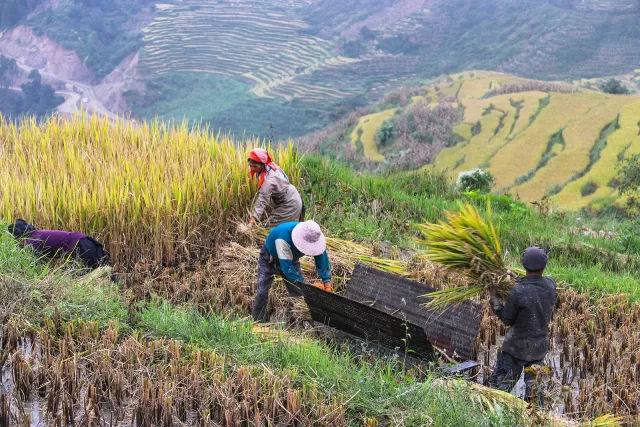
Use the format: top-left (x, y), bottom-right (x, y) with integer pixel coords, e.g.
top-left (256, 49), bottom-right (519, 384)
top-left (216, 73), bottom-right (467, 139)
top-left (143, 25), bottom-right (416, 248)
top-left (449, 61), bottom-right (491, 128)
top-left (141, 0), bottom-right (356, 104)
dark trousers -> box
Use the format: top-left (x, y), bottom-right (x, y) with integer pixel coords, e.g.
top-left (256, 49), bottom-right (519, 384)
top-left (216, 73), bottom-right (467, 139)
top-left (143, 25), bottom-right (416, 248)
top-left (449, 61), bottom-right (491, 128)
top-left (489, 351), bottom-right (544, 403)
top-left (251, 245), bottom-right (303, 323)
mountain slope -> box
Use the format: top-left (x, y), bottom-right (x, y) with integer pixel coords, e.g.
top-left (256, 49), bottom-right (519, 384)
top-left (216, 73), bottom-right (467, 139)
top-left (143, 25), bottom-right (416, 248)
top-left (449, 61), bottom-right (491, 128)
top-left (306, 71), bottom-right (640, 210)
top-left (1, 0), bottom-right (640, 137)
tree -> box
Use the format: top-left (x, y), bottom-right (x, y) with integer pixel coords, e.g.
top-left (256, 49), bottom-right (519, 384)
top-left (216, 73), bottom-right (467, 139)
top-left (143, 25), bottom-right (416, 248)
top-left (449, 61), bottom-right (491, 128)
top-left (0, 55), bottom-right (18, 89)
top-left (376, 119), bottom-right (395, 147)
top-left (457, 169), bottom-right (494, 193)
top-left (616, 154), bottom-right (640, 208)
top-left (600, 78), bottom-right (630, 95)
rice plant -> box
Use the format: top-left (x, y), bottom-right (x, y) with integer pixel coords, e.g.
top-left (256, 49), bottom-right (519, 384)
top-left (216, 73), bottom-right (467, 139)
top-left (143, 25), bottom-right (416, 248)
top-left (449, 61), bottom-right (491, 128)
top-left (415, 203), bottom-right (514, 308)
top-left (0, 113), bottom-right (299, 267)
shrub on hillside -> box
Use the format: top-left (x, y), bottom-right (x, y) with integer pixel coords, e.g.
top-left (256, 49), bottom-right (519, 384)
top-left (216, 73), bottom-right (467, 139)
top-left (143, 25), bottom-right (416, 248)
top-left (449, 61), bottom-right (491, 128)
top-left (376, 119), bottom-right (395, 147)
top-left (391, 101), bottom-right (462, 167)
top-left (616, 154), bottom-right (640, 210)
top-left (457, 169), bottom-right (494, 193)
top-left (599, 78), bottom-right (630, 95)
top-left (580, 181), bottom-right (599, 197)
top-left (483, 80), bottom-right (576, 98)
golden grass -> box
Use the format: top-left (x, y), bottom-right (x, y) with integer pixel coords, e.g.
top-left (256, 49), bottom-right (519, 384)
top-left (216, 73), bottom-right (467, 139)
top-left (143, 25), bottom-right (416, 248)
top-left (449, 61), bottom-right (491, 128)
top-left (436, 109), bottom-right (504, 174)
top-left (431, 71), bottom-right (640, 207)
top-left (553, 100), bottom-right (640, 209)
top-left (0, 114), bottom-right (300, 267)
top-left (513, 95), bottom-right (632, 200)
top-left (489, 93), bottom-right (604, 190)
top-left (350, 108), bottom-right (397, 162)
top-left (415, 203), bottom-right (513, 308)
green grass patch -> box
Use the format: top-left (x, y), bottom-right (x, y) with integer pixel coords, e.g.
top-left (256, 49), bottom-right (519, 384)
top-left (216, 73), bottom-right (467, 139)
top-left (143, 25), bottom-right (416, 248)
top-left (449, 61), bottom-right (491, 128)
top-left (137, 300), bottom-right (524, 425)
top-left (0, 223), bottom-right (128, 327)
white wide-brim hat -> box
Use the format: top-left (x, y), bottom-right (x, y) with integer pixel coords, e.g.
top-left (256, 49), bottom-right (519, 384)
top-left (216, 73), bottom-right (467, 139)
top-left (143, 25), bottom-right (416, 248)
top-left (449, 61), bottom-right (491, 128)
top-left (291, 220), bottom-right (327, 257)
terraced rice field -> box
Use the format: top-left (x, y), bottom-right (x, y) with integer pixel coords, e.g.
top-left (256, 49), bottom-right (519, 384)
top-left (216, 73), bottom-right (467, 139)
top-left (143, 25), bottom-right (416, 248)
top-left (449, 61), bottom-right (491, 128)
top-left (429, 72), bottom-right (640, 210)
top-left (141, 0), bottom-right (357, 104)
top-left (350, 108), bottom-right (397, 162)
top-left (553, 101), bottom-right (640, 210)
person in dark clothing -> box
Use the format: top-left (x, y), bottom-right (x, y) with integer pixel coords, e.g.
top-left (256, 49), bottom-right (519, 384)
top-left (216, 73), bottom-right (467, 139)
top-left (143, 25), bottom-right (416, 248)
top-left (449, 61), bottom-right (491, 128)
top-left (8, 219), bottom-right (110, 271)
top-left (489, 246), bottom-right (557, 402)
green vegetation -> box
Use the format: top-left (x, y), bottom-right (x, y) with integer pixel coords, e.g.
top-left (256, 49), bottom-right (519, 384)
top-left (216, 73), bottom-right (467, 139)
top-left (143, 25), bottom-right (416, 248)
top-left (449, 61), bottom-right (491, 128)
top-left (0, 0), bottom-right (43, 29)
top-left (0, 223), bottom-right (525, 425)
top-left (600, 78), bottom-right (630, 95)
top-left (0, 68), bottom-right (63, 119)
top-left (457, 169), bottom-right (494, 193)
top-left (126, 72), bottom-right (325, 138)
top-left (301, 155), bottom-right (640, 301)
top-left (28, 0), bottom-right (152, 78)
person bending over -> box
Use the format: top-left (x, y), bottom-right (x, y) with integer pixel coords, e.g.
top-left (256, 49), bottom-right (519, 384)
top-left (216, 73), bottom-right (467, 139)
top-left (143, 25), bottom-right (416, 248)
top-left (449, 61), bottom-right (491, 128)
top-left (9, 219), bottom-right (110, 271)
top-left (252, 220), bottom-right (332, 323)
top-left (245, 148), bottom-right (304, 229)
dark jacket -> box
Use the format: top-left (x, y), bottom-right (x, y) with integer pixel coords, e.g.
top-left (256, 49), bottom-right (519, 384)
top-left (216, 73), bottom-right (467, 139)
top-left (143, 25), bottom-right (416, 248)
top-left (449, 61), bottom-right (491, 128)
top-left (493, 275), bottom-right (557, 361)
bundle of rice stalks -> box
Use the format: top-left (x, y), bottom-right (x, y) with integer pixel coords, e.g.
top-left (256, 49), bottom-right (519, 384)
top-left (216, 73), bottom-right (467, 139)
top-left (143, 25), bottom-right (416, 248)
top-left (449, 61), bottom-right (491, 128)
top-left (415, 203), bottom-right (514, 308)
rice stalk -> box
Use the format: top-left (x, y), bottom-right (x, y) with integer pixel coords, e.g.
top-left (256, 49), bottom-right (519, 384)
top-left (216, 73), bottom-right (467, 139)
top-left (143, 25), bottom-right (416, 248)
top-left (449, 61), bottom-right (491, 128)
top-left (0, 113), bottom-right (299, 268)
top-left (415, 203), bottom-right (514, 308)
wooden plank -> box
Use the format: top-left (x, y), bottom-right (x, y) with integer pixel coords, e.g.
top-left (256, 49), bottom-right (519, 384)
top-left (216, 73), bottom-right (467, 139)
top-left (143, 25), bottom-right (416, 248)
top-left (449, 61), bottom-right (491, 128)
top-left (345, 263), bottom-right (482, 360)
top-left (300, 283), bottom-right (435, 360)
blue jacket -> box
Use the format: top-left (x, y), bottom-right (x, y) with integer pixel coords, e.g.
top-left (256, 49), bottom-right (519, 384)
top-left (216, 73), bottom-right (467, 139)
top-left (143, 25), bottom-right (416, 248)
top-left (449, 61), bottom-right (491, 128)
top-left (264, 222), bottom-right (331, 284)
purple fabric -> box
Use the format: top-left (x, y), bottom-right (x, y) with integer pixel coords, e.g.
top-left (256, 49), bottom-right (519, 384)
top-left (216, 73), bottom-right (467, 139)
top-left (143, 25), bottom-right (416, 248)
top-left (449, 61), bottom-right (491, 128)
top-left (25, 230), bottom-right (86, 255)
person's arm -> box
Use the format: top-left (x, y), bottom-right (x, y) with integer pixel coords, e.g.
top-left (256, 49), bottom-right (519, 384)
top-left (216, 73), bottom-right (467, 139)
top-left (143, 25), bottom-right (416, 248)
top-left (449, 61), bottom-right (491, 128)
top-left (251, 179), bottom-right (273, 223)
top-left (274, 239), bottom-right (305, 283)
top-left (492, 288), bottom-right (520, 326)
top-left (314, 251), bottom-right (331, 283)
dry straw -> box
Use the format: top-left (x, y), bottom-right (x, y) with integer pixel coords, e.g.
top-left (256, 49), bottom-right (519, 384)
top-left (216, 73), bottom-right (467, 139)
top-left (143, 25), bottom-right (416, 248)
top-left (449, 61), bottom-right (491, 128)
top-left (0, 113), bottom-right (299, 267)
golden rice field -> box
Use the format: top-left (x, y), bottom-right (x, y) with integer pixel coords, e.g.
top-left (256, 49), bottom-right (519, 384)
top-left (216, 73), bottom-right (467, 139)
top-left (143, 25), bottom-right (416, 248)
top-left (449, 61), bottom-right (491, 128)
top-left (350, 108), bottom-right (397, 162)
top-left (553, 101), bottom-right (640, 209)
top-left (0, 114), bottom-right (300, 267)
top-left (426, 71), bottom-right (640, 210)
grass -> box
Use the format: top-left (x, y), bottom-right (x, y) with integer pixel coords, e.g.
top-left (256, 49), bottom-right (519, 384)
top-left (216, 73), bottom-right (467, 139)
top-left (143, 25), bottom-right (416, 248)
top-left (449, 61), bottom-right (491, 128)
top-left (423, 72), bottom-right (640, 209)
top-left (301, 156), bottom-right (640, 300)
top-left (301, 155), bottom-right (457, 243)
top-left (0, 222), bottom-right (525, 426)
top-left (137, 300), bottom-right (524, 426)
top-left (554, 101), bottom-right (640, 210)
top-left (0, 222), bottom-right (129, 327)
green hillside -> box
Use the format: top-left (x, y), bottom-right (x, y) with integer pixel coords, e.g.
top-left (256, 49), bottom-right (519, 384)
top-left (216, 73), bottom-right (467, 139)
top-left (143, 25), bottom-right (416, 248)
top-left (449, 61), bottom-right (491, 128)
top-left (5, 0), bottom-right (640, 137)
top-left (309, 71), bottom-right (640, 211)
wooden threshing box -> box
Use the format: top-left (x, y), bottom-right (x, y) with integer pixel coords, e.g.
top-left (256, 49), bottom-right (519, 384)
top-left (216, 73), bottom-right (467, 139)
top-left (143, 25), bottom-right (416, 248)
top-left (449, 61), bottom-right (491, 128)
top-left (345, 264), bottom-right (483, 360)
top-left (301, 264), bottom-right (483, 361)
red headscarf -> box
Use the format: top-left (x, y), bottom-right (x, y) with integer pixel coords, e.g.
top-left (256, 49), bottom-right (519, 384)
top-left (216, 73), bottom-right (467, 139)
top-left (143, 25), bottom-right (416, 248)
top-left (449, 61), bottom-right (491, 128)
top-left (248, 148), bottom-right (281, 187)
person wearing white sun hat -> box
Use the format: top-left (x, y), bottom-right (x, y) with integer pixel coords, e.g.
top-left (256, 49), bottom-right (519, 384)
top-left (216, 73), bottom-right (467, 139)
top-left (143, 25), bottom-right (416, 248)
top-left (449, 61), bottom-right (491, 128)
top-left (251, 220), bottom-right (333, 323)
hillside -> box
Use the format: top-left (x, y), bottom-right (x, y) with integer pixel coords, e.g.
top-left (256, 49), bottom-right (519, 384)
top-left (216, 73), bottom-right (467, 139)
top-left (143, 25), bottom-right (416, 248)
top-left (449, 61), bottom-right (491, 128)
top-left (307, 71), bottom-right (640, 211)
top-left (1, 115), bottom-right (640, 424)
top-left (1, 0), bottom-right (640, 136)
